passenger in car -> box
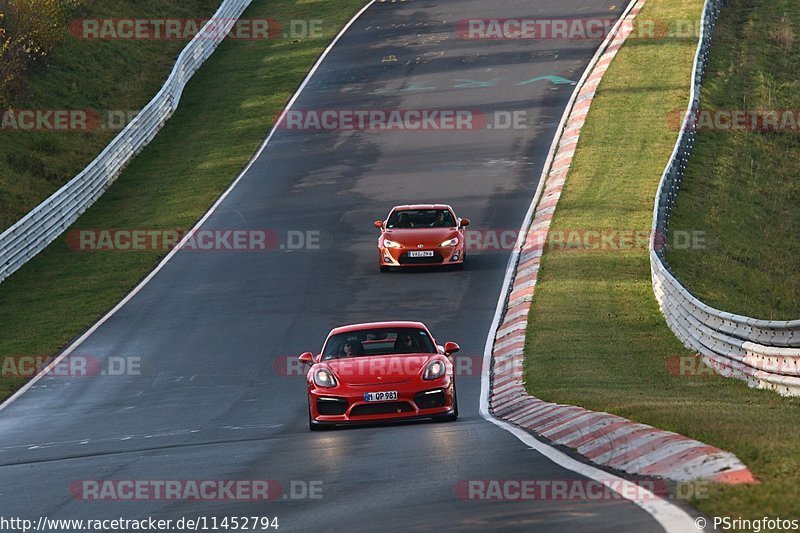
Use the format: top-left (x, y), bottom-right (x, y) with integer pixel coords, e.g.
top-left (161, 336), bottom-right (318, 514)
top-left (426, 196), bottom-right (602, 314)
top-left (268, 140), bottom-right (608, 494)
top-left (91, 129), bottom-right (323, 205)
top-left (396, 212), bottom-right (412, 228)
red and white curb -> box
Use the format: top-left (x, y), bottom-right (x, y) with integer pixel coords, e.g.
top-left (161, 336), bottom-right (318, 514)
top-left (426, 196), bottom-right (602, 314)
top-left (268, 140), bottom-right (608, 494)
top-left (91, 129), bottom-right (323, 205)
top-left (488, 0), bottom-right (755, 485)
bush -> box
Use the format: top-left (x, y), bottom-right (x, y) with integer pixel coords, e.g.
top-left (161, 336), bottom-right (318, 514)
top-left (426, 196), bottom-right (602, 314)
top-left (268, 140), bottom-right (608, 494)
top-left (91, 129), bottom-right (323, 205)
top-left (0, 0), bottom-right (89, 107)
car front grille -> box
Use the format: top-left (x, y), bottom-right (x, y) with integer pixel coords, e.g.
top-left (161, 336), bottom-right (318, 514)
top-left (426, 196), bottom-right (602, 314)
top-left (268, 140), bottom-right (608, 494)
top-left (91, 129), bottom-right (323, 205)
top-left (316, 398), bottom-right (349, 415)
top-left (350, 402), bottom-right (414, 417)
top-left (399, 252), bottom-right (443, 265)
top-left (414, 389), bottom-right (446, 409)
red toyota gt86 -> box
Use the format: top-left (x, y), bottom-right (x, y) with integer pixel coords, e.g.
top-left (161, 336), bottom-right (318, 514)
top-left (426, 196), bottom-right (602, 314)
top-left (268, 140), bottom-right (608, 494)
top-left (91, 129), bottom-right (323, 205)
top-left (374, 204), bottom-right (469, 271)
top-left (299, 321), bottom-right (459, 430)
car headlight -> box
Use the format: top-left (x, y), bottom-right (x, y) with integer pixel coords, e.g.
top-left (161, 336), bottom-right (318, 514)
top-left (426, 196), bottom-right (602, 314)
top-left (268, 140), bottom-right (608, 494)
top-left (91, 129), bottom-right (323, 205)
top-left (423, 359), bottom-right (447, 381)
top-left (314, 368), bottom-right (338, 388)
top-left (383, 239), bottom-right (402, 249)
top-left (440, 238), bottom-right (459, 247)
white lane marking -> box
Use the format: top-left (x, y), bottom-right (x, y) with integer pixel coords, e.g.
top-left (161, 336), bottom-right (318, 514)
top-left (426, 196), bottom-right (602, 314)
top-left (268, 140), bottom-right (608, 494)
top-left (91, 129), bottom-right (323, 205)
top-left (0, 0), bottom-right (378, 415)
top-left (478, 0), bottom-right (699, 531)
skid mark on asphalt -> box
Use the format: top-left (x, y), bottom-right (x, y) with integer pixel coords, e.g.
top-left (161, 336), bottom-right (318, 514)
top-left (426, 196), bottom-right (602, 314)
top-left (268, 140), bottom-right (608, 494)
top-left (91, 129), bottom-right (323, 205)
top-left (0, 426), bottom-right (284, 467)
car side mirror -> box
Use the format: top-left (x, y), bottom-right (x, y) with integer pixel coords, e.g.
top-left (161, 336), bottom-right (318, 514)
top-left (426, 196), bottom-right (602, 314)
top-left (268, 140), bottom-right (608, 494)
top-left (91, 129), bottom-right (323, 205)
top-left (299, 352), bottom-right (314, 366)
top-left (444, 342), bottom-right (460, 355)
top-left (374, 220), bottom-right (384, 229)
top-left (460, 218), bottom-right (470, 227)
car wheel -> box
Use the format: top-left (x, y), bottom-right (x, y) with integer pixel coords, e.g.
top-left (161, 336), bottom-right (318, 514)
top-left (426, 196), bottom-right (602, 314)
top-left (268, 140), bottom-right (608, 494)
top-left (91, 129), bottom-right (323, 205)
top-left (379, 265), bottom-right (390, 273)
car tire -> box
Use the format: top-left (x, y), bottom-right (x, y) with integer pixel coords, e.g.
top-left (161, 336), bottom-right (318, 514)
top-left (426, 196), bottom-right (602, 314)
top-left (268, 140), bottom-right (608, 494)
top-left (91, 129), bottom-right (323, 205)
top-left (379, 265), bottom-right (390, 273)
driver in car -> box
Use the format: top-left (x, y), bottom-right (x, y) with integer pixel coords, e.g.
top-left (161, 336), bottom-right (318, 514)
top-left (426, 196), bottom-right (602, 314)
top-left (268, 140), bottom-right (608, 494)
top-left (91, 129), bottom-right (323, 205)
top-left (341, 340), bottom-right (363, 357)
top-left (394, 334), bottom-right (416, 354)
top-left (430, 211), bottom-right (450, 227)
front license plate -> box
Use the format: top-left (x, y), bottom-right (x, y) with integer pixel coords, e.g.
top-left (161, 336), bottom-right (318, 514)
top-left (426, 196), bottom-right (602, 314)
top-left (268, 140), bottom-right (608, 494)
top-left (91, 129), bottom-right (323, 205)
top-left (363, 391), bottom-right (398, 402)
top-left (408, 250), bottom-right (434, 258)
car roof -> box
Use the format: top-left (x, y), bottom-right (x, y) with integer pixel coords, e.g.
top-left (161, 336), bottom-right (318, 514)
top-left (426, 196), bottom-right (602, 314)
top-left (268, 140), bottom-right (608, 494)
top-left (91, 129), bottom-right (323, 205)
top-left (391, 204), bottom-right (452, 212)
top-left (329, 321), bottom-right (429, 336)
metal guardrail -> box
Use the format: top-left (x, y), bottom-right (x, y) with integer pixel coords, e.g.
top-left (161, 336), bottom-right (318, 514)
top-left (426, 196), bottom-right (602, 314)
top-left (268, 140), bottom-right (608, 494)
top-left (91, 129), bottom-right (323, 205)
top-left (650, 0), bottom-right (800, 395)
top-left (0, 0), bottom-right (254, 284)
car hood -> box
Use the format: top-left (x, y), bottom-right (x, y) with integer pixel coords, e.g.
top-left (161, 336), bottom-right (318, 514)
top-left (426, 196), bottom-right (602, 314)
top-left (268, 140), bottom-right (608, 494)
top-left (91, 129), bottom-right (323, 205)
top-left (325, 354), bottom-right (434, 385)
top-left (383, 228), bottom-right (459, 247)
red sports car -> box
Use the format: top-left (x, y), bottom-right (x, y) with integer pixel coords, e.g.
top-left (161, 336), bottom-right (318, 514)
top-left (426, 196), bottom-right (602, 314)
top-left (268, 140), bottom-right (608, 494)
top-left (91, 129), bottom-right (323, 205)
top-left (374, 204), bottom-right (469, 271)
top-left (299, 321), bottom-right (459, 430)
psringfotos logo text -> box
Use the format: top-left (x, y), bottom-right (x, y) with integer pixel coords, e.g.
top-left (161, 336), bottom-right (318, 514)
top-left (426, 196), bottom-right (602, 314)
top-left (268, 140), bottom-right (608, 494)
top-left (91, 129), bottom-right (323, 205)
top-left (68, 18), bottom-right (323, 41)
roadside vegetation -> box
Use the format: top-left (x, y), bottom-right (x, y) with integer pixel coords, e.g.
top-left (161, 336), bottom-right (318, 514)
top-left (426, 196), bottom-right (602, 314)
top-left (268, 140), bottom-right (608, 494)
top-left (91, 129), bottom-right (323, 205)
top-left (523, 0), bottom-right (800, 519)
top-left (0, 0), bottom-right (367, 398)
top-left (1, 0), bottom-right (90, 108)
top-left (0, 0), bottom-right (221, 230)
top-left (666, 0), bottom-right (800, 319)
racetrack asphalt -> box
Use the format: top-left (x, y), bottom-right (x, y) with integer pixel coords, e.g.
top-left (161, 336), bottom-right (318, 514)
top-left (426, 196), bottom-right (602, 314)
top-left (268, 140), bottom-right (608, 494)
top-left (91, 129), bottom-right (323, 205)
top-left (0, 1), bottom-right (675, 531)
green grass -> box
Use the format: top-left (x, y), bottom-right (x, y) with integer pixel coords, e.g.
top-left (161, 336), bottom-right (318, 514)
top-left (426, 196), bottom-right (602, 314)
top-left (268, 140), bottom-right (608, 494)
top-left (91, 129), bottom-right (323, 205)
top-left (0, 0), bottom-right (367, 398)
top-left (0, 0), bottom-right (223, 231)
top-left (666, 0), bottom-right (800, 319)
top-left (523, 0), bottom-right (800, 519)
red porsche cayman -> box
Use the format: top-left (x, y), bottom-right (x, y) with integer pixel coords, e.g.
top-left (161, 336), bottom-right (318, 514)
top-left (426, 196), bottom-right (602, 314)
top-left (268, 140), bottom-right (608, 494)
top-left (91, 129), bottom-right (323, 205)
top-left (374, 204), bottom-right (469, 271)
top-left (299, 321), bottom-right (459, 430)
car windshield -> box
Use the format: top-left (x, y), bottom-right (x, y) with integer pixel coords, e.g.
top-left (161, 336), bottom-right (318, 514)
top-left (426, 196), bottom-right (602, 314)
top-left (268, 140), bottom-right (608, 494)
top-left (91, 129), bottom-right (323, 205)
top-left (386, 209), bottom-right (455, 229)
top-left (322, 328), bottom-right (437, 360)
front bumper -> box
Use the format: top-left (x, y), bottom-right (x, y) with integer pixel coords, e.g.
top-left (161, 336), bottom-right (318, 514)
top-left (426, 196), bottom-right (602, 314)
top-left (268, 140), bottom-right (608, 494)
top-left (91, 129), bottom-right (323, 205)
top-left (378, 245), bottom-right (465, 267)
top-left (309, 378), bottom-right (455, 426)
